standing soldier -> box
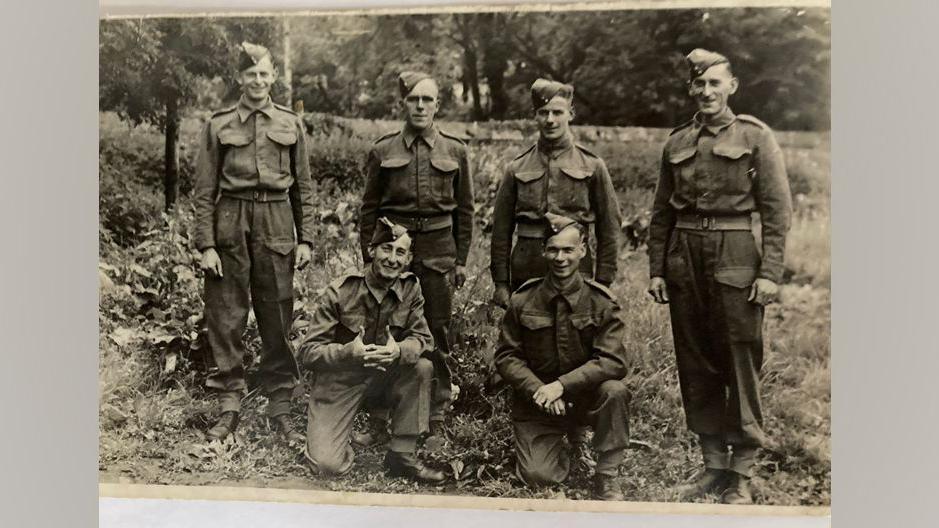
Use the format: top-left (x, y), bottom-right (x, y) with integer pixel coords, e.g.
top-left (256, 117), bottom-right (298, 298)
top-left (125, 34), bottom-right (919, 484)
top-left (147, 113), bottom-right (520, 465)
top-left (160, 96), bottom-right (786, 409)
top-left (490, 78), bottom-right (622, 303)
top-left (192, 42), bottom-right (316, 442)
top-left (298, 218), bottom-right (445, 482)
top-left (358, 71), bottom-right (474, 446)
top-left (647, 49), bottom-right (792, 504)
top-left (495, 213), bottom-right (630, 500)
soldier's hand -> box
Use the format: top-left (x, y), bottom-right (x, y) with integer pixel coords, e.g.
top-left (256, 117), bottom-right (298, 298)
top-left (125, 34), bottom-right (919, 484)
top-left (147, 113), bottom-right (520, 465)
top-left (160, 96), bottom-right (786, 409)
top-left (200, 248), bottom-right (224, 278)
top-left (295, 243), bottom-right (312, 270)
top-left (493, 284), bottom-right (511, 308)
top-left (748, 278), bottom-right (779, 306)
top-left (349, 328), bottom-right (367, 363)
top-left (547, 398), bottom-right (567, 416)
top-left (450, 265), bottom-right (468, 289)
top-left (533, 381), bottom-right (565, 410)
top-left (647, 277), bottom-right (669, 304)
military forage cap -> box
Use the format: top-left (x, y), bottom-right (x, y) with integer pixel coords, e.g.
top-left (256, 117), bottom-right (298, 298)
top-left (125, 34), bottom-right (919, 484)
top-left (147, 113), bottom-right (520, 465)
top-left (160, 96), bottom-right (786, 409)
top-left (530, 78), bottom-right (574, 109)
top-left (371, 217), bottom-right (410, 246)
top-left (398, 71), bottom-right (433, 97)
top-left (238, 41), bottom-right (274, 71)
top-left (685, 48), bottom-right (730, 79)
top-left (543, 212), bottom-right (581, 240)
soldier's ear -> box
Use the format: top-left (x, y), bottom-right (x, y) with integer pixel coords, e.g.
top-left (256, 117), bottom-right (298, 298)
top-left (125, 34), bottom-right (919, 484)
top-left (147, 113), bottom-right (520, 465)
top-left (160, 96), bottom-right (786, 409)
top-left (367, 245), bottom-right (376, 260)
top-left (729, 76), bottom-right (739, 95)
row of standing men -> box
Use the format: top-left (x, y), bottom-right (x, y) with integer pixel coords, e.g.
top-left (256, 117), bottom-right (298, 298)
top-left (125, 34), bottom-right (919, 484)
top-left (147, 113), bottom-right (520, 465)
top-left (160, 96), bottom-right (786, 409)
top-left (190, 42), bottom-right (792, 504)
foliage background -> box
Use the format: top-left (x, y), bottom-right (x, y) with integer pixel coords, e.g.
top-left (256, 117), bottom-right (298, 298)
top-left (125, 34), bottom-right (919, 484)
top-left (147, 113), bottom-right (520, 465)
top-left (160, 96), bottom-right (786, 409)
top-left (98, 6), bottom-right (830, 506)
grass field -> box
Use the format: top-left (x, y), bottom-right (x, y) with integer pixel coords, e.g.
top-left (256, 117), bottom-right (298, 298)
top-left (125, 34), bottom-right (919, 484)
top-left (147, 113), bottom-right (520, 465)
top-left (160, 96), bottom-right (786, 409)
top-left (97, 113), bottom-right (830, 505)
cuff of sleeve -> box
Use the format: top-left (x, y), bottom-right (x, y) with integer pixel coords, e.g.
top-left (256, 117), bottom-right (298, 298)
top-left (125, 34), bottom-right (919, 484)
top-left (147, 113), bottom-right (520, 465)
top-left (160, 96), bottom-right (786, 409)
top-left (595, 267), bottom-right (617, 285)
top-left (398, 340), bottom-right (421, 365)
top-left (557, 372), bottom-right (585, 395)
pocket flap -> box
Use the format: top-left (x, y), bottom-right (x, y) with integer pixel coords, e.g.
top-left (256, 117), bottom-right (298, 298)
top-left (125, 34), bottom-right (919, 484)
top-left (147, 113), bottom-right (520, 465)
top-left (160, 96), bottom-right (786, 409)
top-left (267, 130), bottom-right (298, 146)
top-left (513, 170), bottom-right (544, 183)
top-left (218, 129), bottom-right (252, 147)
top-left (381, 157), bottom-right (411, 169)
top-left (668, 147), bottom-right (697, 164)
top-left (712, 144), bottom-right (752, 160)
top-left (430, 157), bottom-right (459, 173)
top-left (264, 238), bottom-right (296, 256)
top-left (714, 267), bottom-right (757, 288)
top-left (389, 308), bottom-right (410, 328)
top-left (570, 313), bottom-right (598, 330)
top-left (339, 314), bottom-right (365, 333)
top-left (559, 167), bottom-right (592, 180)
top-left (519, 313), bottom-right (553, 330)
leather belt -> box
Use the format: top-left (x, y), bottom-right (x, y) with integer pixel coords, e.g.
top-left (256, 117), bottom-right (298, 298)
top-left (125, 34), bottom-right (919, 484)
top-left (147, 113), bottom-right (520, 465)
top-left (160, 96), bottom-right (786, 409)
top-left (675, 213), bottom-right (752, 231)
top-left (516, 222), bottom-right (548, 238)
top-left (221, 189), bottom-right (289, 202)
top-left (385, 214), bottom-right (452, 233)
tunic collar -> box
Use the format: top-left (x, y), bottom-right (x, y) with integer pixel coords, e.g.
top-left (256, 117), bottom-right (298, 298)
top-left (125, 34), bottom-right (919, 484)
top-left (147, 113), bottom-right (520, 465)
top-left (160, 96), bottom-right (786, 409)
top-left (537, 131), bottom-right (574, 159)
top-left (364, 266), bottom-right (405, 303)
top-left (236, 95), bottom-right (276, 123)
top-left (543, 272), bottom-right (584, 308)
top-left (693, 108), bottom-right (736, 135)
top-left (403, 124), bottom-right (439, 149)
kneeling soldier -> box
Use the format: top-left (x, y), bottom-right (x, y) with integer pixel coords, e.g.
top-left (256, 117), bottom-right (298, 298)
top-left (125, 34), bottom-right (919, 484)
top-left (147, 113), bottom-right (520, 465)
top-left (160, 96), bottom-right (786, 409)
top-left (495, 213), bottom-right (630, 500)
top-left (298, 218), bottom-right (445, 483)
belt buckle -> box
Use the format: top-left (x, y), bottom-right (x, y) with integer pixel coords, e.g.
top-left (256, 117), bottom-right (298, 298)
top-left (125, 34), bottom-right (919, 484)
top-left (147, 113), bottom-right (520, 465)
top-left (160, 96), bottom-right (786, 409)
top-left (415, 217), bottom-right (426, 230)
top-left (701, 216), bottom-right (713, 230)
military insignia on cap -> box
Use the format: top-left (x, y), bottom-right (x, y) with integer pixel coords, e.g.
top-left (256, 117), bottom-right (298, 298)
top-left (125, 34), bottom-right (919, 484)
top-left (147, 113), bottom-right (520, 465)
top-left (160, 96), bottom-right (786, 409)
top-left (398, 71), bottom-right (433, 97)
top-left (543, 212), bottom-right (580, 239)
top-left (530, 78), bottom-right (574, 109)
top-left (239, 41), bottom-right (274, 71)
top-left (371, 217), bottom-right (409, 246)
top-left (685, 48), bottom-right (730, 79)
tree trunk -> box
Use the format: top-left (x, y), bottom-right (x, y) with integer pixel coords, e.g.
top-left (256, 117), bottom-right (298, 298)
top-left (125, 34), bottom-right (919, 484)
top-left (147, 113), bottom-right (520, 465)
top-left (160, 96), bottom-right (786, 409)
top-left (282, 16), bottom-right (292, 106)
top-left (163, 98), bottom-right (180, 212)
top-left (480, 13), bottom-right (509, 120)
top-left (463, 45), bottom-right (483, 121)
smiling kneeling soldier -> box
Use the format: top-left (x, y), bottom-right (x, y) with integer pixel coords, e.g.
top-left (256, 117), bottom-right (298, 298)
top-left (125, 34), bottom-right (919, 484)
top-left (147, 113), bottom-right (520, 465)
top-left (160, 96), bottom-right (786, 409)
top-left (298, 218), bottom-right (445, 483)
top-left (495, 213), bottom-right (630, 500)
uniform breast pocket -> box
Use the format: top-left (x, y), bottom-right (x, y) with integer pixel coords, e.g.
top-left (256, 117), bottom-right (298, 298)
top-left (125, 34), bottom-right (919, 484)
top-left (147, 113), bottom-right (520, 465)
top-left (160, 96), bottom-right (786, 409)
top-left (380, 157), bottom-right (413, 201)
top-left (267, 130), bottom-right (297, 173)
top-left (519, 312), bottom-right (553, 361)
top-left (513, 170), bottom-right (545, 212)
top-left (557, 167), bottom-right (592, 211)
top-left (570, 313), bottom-right (599, 362)
top-left (218, 129), bottom-right (254, 175)
top-left (667, 147), bottom-right (698, 196)
top-left (429, 157), bottom-right (459, 200)
top-left (711, 144), bottom-right (753, 195)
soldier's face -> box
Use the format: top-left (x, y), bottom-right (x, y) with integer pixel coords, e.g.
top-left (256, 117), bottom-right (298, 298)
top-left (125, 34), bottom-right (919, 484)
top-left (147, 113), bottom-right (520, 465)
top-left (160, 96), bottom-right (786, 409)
top-left (688, 63), bottom-right (738, 117)
top-left (238, 58), bottom-right (277, 104)
top-left (543, 226), bottom-right (586, 280)
top-left (535, 97), bottom-right (574, 141)
top-left (369, 235), bottom-right (413, 280)
top-left (403, 79), bottom-right (440, 131)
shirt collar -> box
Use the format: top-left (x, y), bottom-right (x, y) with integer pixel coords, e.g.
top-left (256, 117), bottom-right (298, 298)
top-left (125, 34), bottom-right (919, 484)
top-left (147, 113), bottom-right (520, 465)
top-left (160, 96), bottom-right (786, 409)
top-left (693, 108), bottom-right (736, 135)
top-left (403, 124), bottom-right (438, 149)
top-left (543, 272), bottom-right (584, 307)
top-left (236, 95), bottom-right (276, 123)
top-left (364, 266), bottom-right (404, 302)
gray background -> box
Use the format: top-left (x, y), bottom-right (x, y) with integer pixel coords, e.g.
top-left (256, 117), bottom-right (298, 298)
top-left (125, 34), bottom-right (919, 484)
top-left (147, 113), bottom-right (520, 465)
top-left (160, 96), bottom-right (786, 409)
top-left (4, 0), bottom-right (934, 526)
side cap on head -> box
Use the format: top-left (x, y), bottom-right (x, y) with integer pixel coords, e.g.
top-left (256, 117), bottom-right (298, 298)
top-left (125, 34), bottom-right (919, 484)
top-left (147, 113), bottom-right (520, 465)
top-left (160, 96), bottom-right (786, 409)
top-left (398, 71), bottom-right (434, 98)
top-left (685, 48), bottom-right (730, 79)
top-left (371, 217), bottom-right (410, 246)
top-left (543, 212), bottom-right (581, 240)
top-left (530, 78), bottom-right (574, 109)
top-left (239, 41), bottom-right (274, 71)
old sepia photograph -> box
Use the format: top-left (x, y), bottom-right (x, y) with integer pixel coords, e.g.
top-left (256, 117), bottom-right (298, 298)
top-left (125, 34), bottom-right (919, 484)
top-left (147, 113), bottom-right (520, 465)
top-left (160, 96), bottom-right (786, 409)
top-left (97, 0), bottom-right (831, 514)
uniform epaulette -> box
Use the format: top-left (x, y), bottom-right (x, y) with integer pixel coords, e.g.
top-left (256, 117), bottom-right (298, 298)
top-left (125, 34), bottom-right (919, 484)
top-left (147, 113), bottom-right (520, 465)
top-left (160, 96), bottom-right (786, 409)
top-left (584, 278), bottom-right (616, 301)
top-left (574, 143), bottom-right (600, 158)
top-left (514, 277), bottom-right (544, 293)
top-left (373, 130), bottom-right (401, 144)
top-left (735, 114), bottom-right (769, 129)
top-left (397, 271), bottom-right (417, 282)
top-left (272, 102), bottom-right (297, 115)
top-left (210, 105), bottom-right (237, 118)
top-left (328, 271), bottom-right (365, 291)
top-left (512, 143), bottom-right (537, 161)
top-left (439, 129), bottom-right (468, 145)
top-left (669, 119), bottom-right (695, 136)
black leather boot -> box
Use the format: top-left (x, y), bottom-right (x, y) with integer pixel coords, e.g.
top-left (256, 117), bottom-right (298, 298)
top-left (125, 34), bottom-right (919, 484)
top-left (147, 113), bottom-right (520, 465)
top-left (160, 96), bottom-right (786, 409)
top-left (675, 468), bottom-right (731, 500)
top-left (206, 411), bottom-right (239, 440)
top-left (385, 451), bottom-right (446, 483)
top-left (593, 474), bottom-right (625, 501)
